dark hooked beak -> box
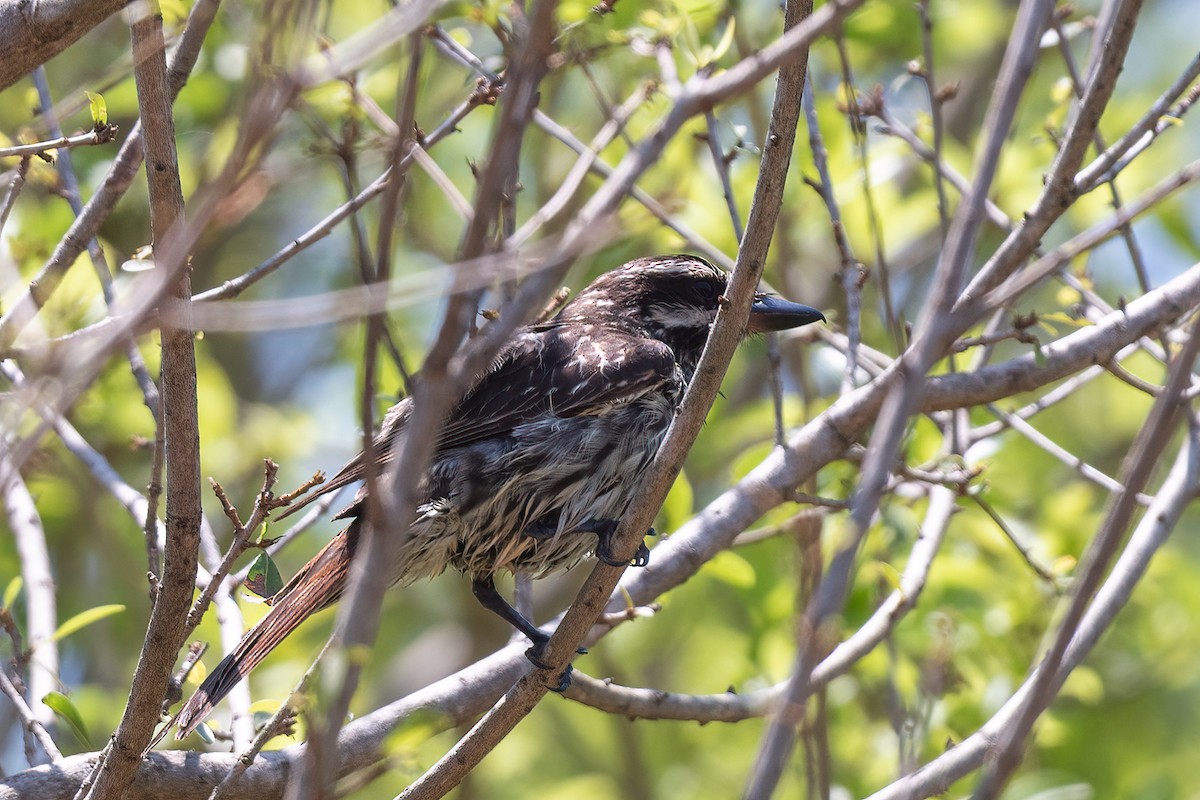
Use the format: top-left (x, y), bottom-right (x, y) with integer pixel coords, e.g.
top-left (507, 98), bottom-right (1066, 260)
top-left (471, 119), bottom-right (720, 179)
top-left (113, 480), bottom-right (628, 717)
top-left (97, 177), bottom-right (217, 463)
top-left (748, 294), bottom-right (826, 334)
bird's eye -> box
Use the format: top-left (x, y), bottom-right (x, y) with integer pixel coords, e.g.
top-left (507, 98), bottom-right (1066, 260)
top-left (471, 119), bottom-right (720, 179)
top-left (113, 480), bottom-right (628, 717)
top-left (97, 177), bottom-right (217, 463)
top-left (694, 279), bottom-right (719, 301)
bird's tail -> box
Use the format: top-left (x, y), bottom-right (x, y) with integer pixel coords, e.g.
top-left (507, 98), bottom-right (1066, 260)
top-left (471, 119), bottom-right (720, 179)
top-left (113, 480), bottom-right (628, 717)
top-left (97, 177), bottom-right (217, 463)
top-left (175, 521), bottom-right (358, 739)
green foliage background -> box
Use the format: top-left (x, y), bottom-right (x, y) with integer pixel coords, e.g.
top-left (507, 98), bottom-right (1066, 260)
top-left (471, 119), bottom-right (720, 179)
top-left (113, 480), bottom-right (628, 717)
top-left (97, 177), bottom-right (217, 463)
top-left (2, 0), bottom-right (1200, 796)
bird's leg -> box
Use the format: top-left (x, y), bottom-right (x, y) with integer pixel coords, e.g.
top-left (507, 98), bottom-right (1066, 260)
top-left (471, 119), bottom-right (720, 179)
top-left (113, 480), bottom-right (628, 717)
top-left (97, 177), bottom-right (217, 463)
top-left (471, 574), bottom-right (546, 645)
top-left (582, 519), bottom-right (654, 568)
top-left (470, 575), bottom-right (579, 691)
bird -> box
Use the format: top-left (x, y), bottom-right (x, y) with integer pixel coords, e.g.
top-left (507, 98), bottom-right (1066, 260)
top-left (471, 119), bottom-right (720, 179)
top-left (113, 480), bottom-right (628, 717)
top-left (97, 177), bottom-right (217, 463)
top-left (174, 254), bottom-right (823, 737)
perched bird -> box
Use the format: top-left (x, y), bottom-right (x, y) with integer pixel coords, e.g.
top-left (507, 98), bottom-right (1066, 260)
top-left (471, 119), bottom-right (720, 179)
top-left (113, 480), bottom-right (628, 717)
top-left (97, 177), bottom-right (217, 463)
top-left (175, 254), bottom-right (823, 737)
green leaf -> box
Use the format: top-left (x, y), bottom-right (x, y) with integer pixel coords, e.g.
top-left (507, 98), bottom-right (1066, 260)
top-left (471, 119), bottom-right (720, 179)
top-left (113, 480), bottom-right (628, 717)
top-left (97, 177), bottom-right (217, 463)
top-left (384, 707), bottom-right (445, 753)
top-left (52, 604), bottom-right (125, 642)
top-left (657, 471), bottom-right (694, 533)
top-left (1061, 665), bottom-right (1105, 704)
top-left (705, 551), bottom-right (757, 589)
top-left (249, 698), bottom-right (282, 730)
top-left (158, 0), bottom-right (188, 25)
top-left (42, 691), bottom-right (91, 747)
top-left (1039, 311), bottom-right (1091, 329)
top-left (186, 658), bottom-right (208, 687)
top-left (3, 576), bottom-right (22, 610)
top-left (876, 561), bottom-right (903, 593)
top-left (710, 17), bottom-right (736, 63)
top-left (244, 552), bottom-right (284, 600)
top-left (84, 91), bottom-right (107, 127)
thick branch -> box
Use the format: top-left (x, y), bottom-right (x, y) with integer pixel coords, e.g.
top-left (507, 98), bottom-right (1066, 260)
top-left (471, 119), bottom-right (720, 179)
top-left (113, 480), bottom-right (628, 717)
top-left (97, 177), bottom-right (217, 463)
top-left (0, 0), bottom-right (126, 90)
top-left (80, 7), bottom-right (200, 799)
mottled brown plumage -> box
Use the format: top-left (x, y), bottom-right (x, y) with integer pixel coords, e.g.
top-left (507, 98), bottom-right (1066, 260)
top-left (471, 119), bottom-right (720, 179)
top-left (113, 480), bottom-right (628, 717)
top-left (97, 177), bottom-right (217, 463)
top-left (176, 255), bottom-right (823, 737)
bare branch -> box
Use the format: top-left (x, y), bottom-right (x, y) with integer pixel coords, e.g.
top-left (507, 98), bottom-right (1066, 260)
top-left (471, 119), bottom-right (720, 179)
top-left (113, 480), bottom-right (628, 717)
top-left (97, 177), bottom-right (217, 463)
top-left (1, 466), bottom-right (59, 740)
top-left (0, 124), bottom-right (119, 159)
top-left (565, 670), bottom-right (782, 722)
top-left (748, 1), bottom-right (1056, 792)
top-left (0, 0), bottom-right (126, 90)
top-left (1074, 53), bottom-right (1200, 193)
top-left (973, 321), bottom-right (1199, 796)
top-left (0, 667), bottom-right (62, 763)
top-left (81, 5), bottom-right (200, 797)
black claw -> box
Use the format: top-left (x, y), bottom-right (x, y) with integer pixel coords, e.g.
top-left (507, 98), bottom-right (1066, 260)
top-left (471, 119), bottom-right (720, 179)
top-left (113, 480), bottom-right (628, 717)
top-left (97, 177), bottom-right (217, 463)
top-left (594, 522), bottom-right (655, 568)
top-left (524, 644), bottom-right (576, 691)
top-left (595, 543), bottom-right (629, 567)
top-left (524, 642), bottom-right (552, 671)
top-left (549, 664), bottom-right (573, 693)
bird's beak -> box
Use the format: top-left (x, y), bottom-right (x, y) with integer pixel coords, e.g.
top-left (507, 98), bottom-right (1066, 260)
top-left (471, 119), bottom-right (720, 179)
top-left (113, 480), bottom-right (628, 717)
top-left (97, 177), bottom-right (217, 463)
top-left (747, 294), bottom-right (825, 333)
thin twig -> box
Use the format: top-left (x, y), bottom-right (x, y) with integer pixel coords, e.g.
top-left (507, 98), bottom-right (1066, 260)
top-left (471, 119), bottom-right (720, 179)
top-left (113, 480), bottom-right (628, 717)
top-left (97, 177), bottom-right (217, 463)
top-left (968, 494), bottom-right (1059, 585)
top-left (916, 0), bottom-right (951, 237)
top-left (0, 157), bottom-right (30, 236)
top-left (0, 0), bottom-right (220, 354)
top-left (184, 462), bottom-right (282, 635)
top-left (801, 75), bottom-right (863, 394)
top-left (0, 667), bottom-right (63, 762)
top-left (207, 642), bottom-right (331, 800)
top-left (833, 44), bottom-right (901, 350)
top-left (703, 108), bottom-right (744, 241)
top-left (748, 1), bottom-right (1056, 793)
top-left (1073, 52), bottom-right (1200, 193)
top-left (0, 124), bottom-right (119, 158)
top-left (193, 92), bottom-right (481, 303)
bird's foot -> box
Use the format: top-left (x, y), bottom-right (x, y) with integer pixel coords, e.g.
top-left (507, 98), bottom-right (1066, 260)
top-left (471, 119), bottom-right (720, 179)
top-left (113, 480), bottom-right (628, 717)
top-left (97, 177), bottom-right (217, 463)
top-left (629, 539), bottom-right (652, 568)
top-left (524, 638), bottom-right (579, 693)
top-left (527, 518), bottom-right (655, 568)
top-left (595, 523), bottom-right (656, 568)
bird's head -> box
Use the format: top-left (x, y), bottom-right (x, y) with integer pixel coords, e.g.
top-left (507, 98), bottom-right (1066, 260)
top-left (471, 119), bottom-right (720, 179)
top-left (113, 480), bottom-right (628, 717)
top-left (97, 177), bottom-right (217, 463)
top-left (558, 254), bottom-right (824, 371)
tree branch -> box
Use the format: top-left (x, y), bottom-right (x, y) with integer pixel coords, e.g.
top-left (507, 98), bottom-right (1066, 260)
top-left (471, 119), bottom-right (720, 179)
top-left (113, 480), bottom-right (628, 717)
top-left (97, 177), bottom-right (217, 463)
top-left (80, 5), bottom-right (200, 798)
top-left (0, 0), bottom-right (126, 90)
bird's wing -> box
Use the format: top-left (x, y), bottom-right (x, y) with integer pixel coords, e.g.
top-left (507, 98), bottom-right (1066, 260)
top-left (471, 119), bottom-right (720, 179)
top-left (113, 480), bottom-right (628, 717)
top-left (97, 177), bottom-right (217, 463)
top-left (279, 325), bottom-right (675, 519)
top-left (438, 325), bottom-right (677, 450)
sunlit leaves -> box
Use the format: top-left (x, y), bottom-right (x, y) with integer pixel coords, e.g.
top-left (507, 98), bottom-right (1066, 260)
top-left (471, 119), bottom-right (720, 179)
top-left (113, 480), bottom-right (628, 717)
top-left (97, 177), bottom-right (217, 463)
top-left (84, 91), bottom-right (107, 127)
top-left (43, 691), bottom-right (91, 747)
top-left (52, 605), bottom-right (125, 643)
top-left (3, 576), bottom-right (22, 610)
